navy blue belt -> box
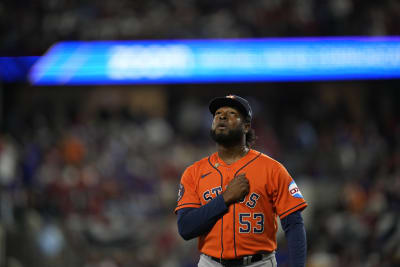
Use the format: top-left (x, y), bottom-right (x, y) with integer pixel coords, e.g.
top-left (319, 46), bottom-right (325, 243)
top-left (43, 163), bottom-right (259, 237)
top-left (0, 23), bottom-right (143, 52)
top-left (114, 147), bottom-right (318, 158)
top-left (210, 254), bottom-right (264, 266)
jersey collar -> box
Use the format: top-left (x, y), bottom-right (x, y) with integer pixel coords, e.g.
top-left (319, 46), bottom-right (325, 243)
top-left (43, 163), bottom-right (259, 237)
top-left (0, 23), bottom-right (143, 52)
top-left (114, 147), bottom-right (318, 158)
top-left (212, 149), bottom-right (257, 168)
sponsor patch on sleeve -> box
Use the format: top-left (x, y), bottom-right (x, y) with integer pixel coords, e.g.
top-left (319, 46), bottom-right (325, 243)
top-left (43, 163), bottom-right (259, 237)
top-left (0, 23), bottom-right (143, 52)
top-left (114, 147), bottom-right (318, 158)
top-left (177, 183), bottom-right (185, 202)
top-left (288, 181), bottom-right (303, 198)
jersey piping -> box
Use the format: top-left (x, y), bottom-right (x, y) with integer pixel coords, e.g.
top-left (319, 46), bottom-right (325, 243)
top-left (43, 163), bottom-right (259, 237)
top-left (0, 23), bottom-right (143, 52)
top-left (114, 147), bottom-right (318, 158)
top-left (232, 152), bottom-right (262, 258)
top-left (208, 156), bottom-right (224, 260)
top-left (279, 201), bottom-right (307, 218)
top-left (176, 203), bottom-right (201, 208)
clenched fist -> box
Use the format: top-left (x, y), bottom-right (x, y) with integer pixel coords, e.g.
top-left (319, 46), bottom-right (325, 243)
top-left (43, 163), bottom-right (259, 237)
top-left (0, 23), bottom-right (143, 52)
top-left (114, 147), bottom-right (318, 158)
top-left (222, 173), bottom-right (249, 206)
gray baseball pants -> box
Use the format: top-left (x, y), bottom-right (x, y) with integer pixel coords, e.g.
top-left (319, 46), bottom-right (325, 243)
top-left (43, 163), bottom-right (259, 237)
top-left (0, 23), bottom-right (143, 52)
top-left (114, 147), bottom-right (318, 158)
top-left (198, 252), bottom-right (277, 267)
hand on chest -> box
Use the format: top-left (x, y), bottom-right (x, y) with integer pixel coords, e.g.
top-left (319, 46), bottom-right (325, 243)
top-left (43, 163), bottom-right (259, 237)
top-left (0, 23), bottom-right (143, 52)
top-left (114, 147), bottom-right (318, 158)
top-left (199, 169), bottom-right (264, 209)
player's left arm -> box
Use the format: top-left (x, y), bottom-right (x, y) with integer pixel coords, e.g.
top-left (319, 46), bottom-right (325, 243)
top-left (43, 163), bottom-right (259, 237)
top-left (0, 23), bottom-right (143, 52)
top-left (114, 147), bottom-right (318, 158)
top-left (273, 163), bottom-right (308, 267)
top-left (280, 210), bottom-right (307, 267)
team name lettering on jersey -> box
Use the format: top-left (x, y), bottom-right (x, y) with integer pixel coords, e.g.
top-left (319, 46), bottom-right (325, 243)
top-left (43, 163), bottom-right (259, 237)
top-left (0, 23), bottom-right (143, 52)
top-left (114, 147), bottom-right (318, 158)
top-left (238, 192), bottom-right (260, 208)
top-left (246, 193), bottom-right (260, 208)
top-left (203, 188), bottom-right (261, 209)
top-left (203, 186), bottom-right (223, 202)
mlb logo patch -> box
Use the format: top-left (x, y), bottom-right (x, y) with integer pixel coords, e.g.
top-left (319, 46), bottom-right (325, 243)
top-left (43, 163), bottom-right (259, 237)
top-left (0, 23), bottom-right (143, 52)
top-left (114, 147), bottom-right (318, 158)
top-left (177, 183), bottom-right (185, 202)
top-left (288, 181), bottom-right (303, 198)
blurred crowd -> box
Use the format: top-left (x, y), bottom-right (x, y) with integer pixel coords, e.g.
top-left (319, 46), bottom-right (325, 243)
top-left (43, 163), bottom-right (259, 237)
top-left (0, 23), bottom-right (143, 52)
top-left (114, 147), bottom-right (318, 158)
top-left (2, 0), bottom-right (400, 56)
top-left (0, 84), bottom-right (399, 267)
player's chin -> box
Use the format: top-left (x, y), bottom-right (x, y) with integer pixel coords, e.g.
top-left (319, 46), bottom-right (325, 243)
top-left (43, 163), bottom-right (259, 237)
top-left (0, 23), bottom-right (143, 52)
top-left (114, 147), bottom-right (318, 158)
top-left (215, 128), bottom-right (229, 135)
top-left (214, 131), bottom-right (231, 139)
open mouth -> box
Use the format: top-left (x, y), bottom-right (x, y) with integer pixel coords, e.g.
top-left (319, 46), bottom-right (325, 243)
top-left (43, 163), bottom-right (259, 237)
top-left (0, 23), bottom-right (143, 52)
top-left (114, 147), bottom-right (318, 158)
top-left (216, 123), bottom-right (227, 129)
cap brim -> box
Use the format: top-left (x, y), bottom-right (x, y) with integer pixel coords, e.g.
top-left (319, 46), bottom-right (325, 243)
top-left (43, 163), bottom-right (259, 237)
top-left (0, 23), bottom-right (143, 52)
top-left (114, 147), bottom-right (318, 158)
top-left (209, 97), bottom-right (248, 118)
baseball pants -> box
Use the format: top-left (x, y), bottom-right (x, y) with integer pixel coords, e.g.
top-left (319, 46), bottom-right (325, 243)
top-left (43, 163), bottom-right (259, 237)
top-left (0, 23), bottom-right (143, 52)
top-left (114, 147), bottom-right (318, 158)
top-left (198, 252), bottom-right (277, 267)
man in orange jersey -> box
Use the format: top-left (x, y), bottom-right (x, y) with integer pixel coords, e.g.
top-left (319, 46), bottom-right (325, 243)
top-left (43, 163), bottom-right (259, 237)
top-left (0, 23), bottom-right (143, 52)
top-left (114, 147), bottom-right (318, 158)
top-left (175, 95), bottom-right (307, 267)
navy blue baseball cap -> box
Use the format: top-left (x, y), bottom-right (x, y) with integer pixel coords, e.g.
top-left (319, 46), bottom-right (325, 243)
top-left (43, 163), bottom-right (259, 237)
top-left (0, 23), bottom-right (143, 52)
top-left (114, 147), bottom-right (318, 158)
top-left (209, 95), bottom-right (252, 121)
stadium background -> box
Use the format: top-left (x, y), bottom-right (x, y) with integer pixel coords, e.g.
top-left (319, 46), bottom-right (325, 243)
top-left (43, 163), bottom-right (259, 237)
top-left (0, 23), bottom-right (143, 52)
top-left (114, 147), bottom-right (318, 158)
top-left (0, 1), bottom-right (399, 267)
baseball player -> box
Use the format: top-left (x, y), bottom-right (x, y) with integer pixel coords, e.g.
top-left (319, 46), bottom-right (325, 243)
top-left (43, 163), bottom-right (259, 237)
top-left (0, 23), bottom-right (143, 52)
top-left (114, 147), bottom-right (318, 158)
top-left (175, 95), bottom-right (307, 267)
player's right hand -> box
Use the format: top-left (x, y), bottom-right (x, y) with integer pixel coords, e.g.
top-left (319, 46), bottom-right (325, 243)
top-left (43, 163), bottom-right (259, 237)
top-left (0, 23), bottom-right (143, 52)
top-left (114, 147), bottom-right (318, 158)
top-left (222, 173), bottom-right (249, 206)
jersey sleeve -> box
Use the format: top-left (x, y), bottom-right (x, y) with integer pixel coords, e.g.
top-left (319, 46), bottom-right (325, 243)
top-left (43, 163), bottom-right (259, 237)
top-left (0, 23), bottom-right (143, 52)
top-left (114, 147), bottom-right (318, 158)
top-left (273, 163), bottom-right (307, 219)
top-left (174, 166), bottom-right (202, 213)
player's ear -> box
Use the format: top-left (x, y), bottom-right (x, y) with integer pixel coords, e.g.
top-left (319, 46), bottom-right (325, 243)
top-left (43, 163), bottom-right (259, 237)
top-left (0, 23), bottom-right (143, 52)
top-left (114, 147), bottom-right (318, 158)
top-left (244, 122), bottom-right (250, 134)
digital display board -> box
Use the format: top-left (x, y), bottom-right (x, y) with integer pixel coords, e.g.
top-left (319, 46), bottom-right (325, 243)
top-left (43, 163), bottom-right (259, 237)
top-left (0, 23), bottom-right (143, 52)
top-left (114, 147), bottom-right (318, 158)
top-left (29, 37), bottom-right (400, 85)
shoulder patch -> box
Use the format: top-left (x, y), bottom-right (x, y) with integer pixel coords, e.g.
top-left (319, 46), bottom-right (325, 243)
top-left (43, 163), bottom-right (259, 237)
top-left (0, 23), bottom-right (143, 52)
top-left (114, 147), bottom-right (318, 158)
top-left (177, 183), bottom-right (185, 202)
top-left (289, 181), bottom-right (303, 198)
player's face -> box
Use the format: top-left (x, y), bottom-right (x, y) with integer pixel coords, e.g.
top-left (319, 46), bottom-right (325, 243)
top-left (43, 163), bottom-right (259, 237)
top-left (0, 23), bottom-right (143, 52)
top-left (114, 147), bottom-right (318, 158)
top-left (210, 106), bottom-right (248, 146)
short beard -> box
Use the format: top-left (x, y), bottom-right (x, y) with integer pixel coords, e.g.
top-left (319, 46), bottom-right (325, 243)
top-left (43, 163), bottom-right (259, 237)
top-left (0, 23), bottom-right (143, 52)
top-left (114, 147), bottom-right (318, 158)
top-left (210, 126), bottom-right (244, 147)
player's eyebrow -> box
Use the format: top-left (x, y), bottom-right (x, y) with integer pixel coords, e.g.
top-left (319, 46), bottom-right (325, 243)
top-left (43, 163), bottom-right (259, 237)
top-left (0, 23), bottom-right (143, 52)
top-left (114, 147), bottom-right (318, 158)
top-left (216, 107), bottom-right (238, 113)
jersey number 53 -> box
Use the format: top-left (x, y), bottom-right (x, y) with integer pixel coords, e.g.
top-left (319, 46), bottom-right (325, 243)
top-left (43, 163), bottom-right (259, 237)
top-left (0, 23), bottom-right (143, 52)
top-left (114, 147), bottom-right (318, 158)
top-left (239, 213), bottom-right (264, 234)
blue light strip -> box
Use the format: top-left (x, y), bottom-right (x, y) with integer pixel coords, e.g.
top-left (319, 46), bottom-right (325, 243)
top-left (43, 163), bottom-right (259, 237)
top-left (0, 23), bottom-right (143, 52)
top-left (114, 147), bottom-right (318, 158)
top-left (0, 56), bottom-right (39, 83)
top-left (29, 37), bottom-right (400, 85)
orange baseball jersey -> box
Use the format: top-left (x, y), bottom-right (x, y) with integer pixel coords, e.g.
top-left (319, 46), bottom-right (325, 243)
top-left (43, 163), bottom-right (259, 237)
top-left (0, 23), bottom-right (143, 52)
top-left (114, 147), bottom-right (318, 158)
top-left (175, 149), bottom-right (307, 259)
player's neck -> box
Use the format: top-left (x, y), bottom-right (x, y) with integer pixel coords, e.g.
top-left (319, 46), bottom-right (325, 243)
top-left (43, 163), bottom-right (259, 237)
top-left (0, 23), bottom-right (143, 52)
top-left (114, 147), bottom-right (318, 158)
top-left (216, 144), bottom-right (249, 165)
